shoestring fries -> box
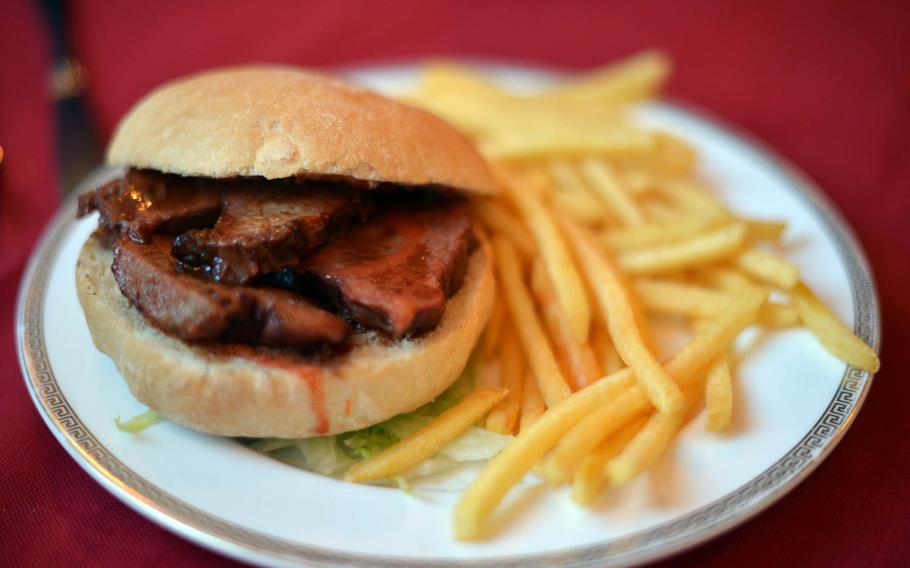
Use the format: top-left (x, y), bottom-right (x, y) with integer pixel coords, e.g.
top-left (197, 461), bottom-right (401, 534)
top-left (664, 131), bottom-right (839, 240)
top-left (496, 167), bottom-right (591, 342)
top-left (792, 281), bottom-right (880, 372)
top-left (485, 324), bottom-right (524, 435)
top-left (492, 236), bottom-right (573, 406)
top-left (519, 369), bottom-right (546, 433)
top-left (530, 260), bottom-right (601, 390)
top-left (704, 355), bottom-right (734, 431)
top-left (571, 415), bottom-right (649, 504)
top-left (346, 386), bottom-right (508, 483)
top-left (558, 215), bottom-right (684, 415)
top-left (474, 201), bottom-right (536, 258)
top-left (386, 50), bottom-right (882, 540)
top-left (577, 158), bottom-right (645, 226)
top-left (734, 248), bottom-right (800, 289)
top-left (604, 404), bottom-right (688, 485)
top-left (455, 287), bottom-right (768, 540)
top-left (615, 222), bottom-right (747, 275)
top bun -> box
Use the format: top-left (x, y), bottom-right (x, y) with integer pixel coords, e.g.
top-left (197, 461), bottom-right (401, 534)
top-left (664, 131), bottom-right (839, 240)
top-left (106, 66), bottom-right (497, 196)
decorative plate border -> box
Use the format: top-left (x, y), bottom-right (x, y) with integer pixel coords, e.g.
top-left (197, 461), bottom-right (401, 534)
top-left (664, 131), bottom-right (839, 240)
top-left (17, 100), bottom-right (879, 567)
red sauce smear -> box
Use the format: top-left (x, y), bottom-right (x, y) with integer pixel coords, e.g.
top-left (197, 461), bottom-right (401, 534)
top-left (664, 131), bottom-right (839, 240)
top-left (296, 367), bottom-right (329, 435)
top-left (344, 399), bottom-right (351, 416)
top-left (234, 350), bottom-right (330, 435)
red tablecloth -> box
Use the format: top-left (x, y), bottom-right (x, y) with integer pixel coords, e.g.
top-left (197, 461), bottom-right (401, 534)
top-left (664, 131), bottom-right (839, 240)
top-left (3, 1), bottom-right (909, 565)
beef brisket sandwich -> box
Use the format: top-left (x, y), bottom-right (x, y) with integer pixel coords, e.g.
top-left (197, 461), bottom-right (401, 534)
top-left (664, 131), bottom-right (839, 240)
top-left (75, 67), bottom-right (497, 438)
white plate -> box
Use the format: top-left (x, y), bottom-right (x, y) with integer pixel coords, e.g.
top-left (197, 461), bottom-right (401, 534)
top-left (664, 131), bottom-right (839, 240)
top-left (18, 64), bottom-right (880, 567)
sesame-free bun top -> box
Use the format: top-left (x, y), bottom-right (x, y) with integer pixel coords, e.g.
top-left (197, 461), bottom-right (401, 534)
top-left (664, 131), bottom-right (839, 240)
top-left (106, 66), bottom-right (497, 196)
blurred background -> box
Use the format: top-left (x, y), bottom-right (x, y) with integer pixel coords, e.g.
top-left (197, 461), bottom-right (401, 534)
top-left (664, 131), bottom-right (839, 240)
top-left (1, 1), bottom-right (908, 566)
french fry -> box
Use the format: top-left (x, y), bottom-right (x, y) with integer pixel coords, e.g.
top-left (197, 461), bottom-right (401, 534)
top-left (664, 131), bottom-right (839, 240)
top-left (485, 325), bottom-right (524, 435)
top-left (641, 200), bottom-right (685, 222)
top-left (418, 61), bottom-right (504, 100)
top-left (542, 50), bottom-right (672, 105)
top-left (591, 322), bottom-right (623, 374)
top-left (634, 279), bottom-right (731, 318)
top-left (792, 281), bottom-right (880, 371)
top-left (477, 357), bottom-right (501, 388)
top-left (705, 355), bottom-right (733, 431)
top-left (438, 106), bottom-right (603, 151)
top-left (474, 201), bottom-right (536, 258)
top-left (546, 159), bottom-right (585, 192)
top-left (756, 302), bottom-right (799, 328)
top-left (571, 415), bottom-right (649, 505)
top-left (604, 405), bottom-right (687, 485)
top-left (483, 130), bottom-right (655, 161)
top-left (579, 343), bottom-right (602, 383)
top-left (550, 191), bottom-right (611, 225)
top-left (497, 168), bottom-right (591, 342)
top-left (346, 386), bottom-right (508, 483)
top-left (734, 248), bottom-right (799, 289)
top-left (621, 167), bottom-right (658, 193)
top-left (610, 134), bottom-right (698, 177)
top-left (530, 260), bottom-right (600, 390)
top-left (480, 290), bottom-right (505, 358)
top-left (600, 216), bottom-right (722, 250)
top-left (578, 158), bottom-right (645, 226)
top-left (455, 383), bottom-right (643, 541)
top-left (548, 160), bottom-right (599, 197)
top-left (652, 132), bottom-right (697, 176)
top-left (635, 279), bottom-right (797, 328)
top-left (559, 217), bottom-right (683, 414)
top-left (621, 168), bottom-right (657, 195)
top-left (414, 61), bottom-right (629, 137)
top-left (540, 389), bottom-right (646, 484)
top-left (454, 286), bottom-right (767, 540)
top-left (616, 222), bottom-right (746, 275)
top-left (547, 160), bottom-right (612, 222)
top-left (519, 370), bottom-right (546, 432)
top-left (492, 236), bottom-right (573, 406)
top-left (660, 285), bottom-right (766, 383)
top-left (544, 337), bottom-right (716, 485)
top-left (694, 265), bottom-right (755, 291)
top-left (743, 218), bottom-right (787, 242)
top-left (654, 179), bottom-right (728, 218)
top-left (406, 91), bottom-right (516, 139)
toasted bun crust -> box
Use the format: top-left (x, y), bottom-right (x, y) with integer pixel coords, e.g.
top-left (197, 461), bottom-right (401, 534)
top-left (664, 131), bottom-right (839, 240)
top-left (106, 66), bottom-right (496, 196)
top-left (76, 235), bottom-right (494, 438)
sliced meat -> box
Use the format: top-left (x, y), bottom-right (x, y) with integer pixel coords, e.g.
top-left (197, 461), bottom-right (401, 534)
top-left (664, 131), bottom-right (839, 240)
top-left (112, 237), bottom-right (348, 349)
top-left (172, 185), bottom-right (369, 285)
top-left (298, 197), bottom-right (473, 338)
top-left (78, 169), bottom-right (223, 243)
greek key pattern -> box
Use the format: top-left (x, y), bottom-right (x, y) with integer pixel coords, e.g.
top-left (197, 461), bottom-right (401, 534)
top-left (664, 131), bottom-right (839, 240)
top-left (18, 103), bottom-right (881, 567)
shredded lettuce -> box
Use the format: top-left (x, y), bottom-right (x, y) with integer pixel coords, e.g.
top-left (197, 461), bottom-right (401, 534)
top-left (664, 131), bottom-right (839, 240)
top-left (390, 475), bottom-right (413, 494)
top-left (247, 438), bottom-right (296, 453)
top-left (112, 352), bottom-right (508, 485)
top-left (115, 409), bottom-right (162, 433)
top-left (246, 354), bottom-right (512, 487)
top-left (439, 426), bottom-right (512, 461)
top-left (400, 456), bottom-right (458, 479)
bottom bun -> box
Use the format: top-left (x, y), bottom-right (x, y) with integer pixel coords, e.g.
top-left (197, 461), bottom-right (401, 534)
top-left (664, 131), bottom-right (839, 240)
top-left (76, 234), bottom-right (494, 438)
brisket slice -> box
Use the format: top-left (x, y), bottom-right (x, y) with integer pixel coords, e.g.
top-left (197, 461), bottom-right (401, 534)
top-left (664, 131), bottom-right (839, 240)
top-left (112, 237), bottom-right (348, 349)
top-left (78, 169), bottom-right (223, 243)
top-left (296, 197), bottom-right (473, 339)
top-left (172, 185), bottom-right (368, 285)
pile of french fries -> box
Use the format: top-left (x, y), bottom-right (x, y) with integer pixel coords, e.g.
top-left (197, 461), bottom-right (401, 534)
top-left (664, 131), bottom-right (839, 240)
top-left (347, 51), bottom-right (880, 540)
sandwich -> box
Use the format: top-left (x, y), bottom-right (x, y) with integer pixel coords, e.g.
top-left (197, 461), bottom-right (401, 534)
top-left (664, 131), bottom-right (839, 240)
top-left (75, 66), bottom-right (497, 439)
